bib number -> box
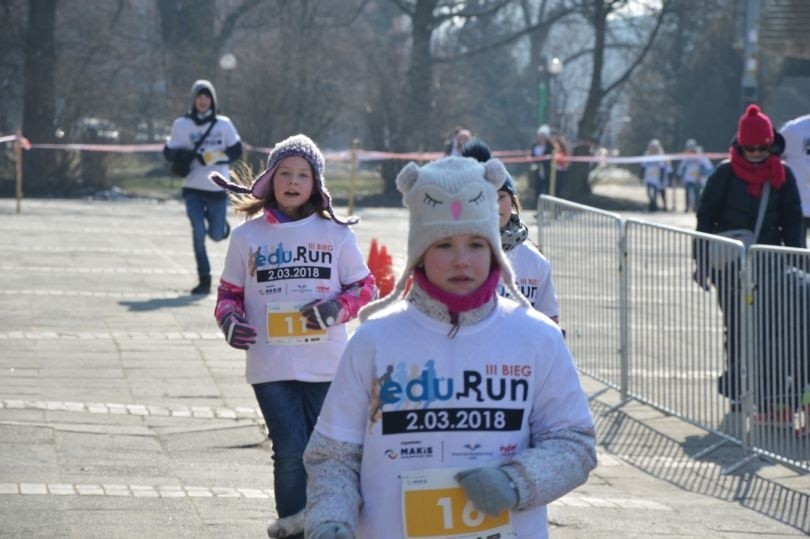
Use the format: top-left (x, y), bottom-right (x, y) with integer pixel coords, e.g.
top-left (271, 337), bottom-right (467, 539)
top-left (401, 468), bottom-right (514, 539)
top-left (266, 302), bottom-right (326, 345)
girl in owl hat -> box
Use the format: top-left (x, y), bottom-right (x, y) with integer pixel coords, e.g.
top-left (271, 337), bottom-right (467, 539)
top-left (303, 156), bottom-right (596, 539)
top-left (210, 134), bottom-right (377, 539)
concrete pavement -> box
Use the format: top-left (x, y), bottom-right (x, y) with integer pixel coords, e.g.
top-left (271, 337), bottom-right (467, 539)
top-left (0, 191), bottom-right (808, 538)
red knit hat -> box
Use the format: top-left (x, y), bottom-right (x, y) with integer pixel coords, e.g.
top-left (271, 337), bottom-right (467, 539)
top-left (736, 104), bottom-right (773, 146)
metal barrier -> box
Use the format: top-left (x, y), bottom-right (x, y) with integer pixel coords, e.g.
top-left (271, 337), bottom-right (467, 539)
top-left (745, 246), bottom-right (810, 470)
top-left (538, 195), bottom-right (810, 472)
top-left (625, 220), bottom-right (748, 452)
top-left (537, 197), bottom-right (625, 397)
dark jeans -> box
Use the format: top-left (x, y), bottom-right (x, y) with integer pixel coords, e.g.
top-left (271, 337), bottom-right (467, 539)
top-left (646, 184), bottom-right (663, 211)
top-left (684, 183), bottom-right (701, 212)
top-left (252, 380), bottom-right (331, 518)
top-left (182, 188), bottom-right (228, 277)
top-left (713, 265), bottom-right (741, 399)
top-left (534, 167), bottom-right (548, 199)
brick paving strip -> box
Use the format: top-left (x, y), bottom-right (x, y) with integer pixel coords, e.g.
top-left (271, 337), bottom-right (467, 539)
top-left (0, 481), bottom-right (667, 510)
top-left (1, 399), bottom-right (261, 419)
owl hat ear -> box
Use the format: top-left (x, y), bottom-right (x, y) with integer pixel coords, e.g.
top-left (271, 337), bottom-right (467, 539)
top-left (396, 162), bottom-right (421, 194)
top-left (359, 156), bottom-right (529, 322)
top-left (483, 158), bottom-right (509, 191)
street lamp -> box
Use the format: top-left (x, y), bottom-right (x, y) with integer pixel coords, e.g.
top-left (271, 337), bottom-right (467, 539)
top-left (219, 53), bottom-right (237, 71)
top-left (537, 56), bottom-right (564, 128)
top-left (219, 53), bottom-right (237, 109)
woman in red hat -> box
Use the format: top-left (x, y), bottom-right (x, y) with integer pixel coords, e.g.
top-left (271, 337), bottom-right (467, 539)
top-left (694, 104), bottom-right (804, 421)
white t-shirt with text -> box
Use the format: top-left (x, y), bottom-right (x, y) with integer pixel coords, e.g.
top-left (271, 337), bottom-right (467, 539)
top-left (315, 299), bottom-right (593, 539)
top-left (220, 214), bottom-right (369, 384)
top-left (166, 115), bottom-right (241, 192)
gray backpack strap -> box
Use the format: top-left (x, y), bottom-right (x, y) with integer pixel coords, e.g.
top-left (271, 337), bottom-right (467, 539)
top-left (753, 182), bottom-right (770, 243)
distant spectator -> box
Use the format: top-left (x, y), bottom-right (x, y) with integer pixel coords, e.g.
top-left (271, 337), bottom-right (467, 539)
top-left (551, 135), bottom-right (571, 199)
top-left (641, 139), bottom-right (672, 212)
top-left (531, 124), bottom-right (553, 198)
top-left (696, 146), bottom-right (714, 190)
top-left (445, 127), bottom-right (473, 156)
top-left (677, 138), bottom-right (704, 213)
top-left (779, 114), bottom-right (810, 242)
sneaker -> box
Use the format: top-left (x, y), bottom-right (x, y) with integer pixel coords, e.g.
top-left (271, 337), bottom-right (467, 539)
top-left (267, 509), bottom-right (304, 538)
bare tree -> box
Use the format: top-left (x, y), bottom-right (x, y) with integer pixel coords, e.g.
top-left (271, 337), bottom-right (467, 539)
top-left (388, 0), bottom-right (519, 151)
top-left (564, 0), bottom-right (670, 199)
top-left (22, 0), bottom-right (58, 194)
top-left (157, 0), bottom-right (263, 104)
top-left (623, 0), bottom-right (740, 155)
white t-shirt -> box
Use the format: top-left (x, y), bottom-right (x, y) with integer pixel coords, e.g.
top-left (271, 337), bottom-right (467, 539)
top-left (642, 160), bottom-right (672, 188)
top-left (315, 299), bottom-right (593, 539)
top-left (166, 115), bottom-right (241, 192)
top-left (220, 214), bottom-right (369, 384)
top-left (780, 115), bottom-right (810, 217)
top-left (677, 158), bottom-right (702, 185)
top-left (500, 242), bottom-right (559, 319)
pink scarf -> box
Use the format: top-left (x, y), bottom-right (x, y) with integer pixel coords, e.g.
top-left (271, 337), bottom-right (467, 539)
top-left (413, 266), bottom-right (500, 324)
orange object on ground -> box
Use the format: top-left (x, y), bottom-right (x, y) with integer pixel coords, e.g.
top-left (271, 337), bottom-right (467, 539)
top-left (367, 238), bottom-right (394, 297)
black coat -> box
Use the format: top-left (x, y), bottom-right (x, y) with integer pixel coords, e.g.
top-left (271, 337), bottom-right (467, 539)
top-left (696, 161), bottom-right (804, 248)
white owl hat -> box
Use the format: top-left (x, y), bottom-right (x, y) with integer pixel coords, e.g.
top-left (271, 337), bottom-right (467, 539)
top-left (359, 156), bottom-right (529, 321)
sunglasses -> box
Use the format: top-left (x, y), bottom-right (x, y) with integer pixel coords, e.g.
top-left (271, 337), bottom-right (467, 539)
top-left (742, 145), bottom-right (770, 152)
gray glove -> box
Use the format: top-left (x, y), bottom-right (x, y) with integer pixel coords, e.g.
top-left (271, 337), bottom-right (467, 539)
top-left (455, 466), bottom-right (518, 517)
top-left (307, 522), bottom-right (354, 539)
top-left (300, 299), bottom-right (343, 330)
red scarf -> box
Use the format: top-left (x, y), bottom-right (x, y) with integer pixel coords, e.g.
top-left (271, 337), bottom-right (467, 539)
top-left (729, 146), bottom-right (785, 197)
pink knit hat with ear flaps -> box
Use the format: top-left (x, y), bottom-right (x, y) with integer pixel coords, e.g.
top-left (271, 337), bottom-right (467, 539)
top-left (358, 156), bottom-right (530, 322)
top-left (209, 133), bottom-right (358, 225)
top-left (737, 104), bottom-right (774, 147)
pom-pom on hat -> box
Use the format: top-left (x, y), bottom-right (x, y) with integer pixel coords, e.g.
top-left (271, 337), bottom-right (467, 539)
top-left (210, 134), bottom-right (358, 225)
top-left (359, 156), bottom-right (529, 321)
top-left (737, 104), bottom-right (774, 147)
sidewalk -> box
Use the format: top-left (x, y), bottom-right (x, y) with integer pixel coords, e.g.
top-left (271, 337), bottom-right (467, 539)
top-left (0, 197), bottom-right (807, 538)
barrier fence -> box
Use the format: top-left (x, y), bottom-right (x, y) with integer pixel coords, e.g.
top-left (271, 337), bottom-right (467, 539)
top-left (2, 131), bottom-right (726, 214)
top-left (539, 195), bottom-right (810, 472)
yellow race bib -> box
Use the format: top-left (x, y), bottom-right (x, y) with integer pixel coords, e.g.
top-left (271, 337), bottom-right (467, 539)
top-left (266, 302), bottom-right (326, 345)
top-left (401, 468), bottom-right (514, 539)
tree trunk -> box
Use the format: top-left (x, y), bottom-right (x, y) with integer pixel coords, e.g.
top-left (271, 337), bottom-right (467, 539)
top-left (157, 0), bottom-right (217, 102)
top-left (22, 0), bottom-right (57, 195)
top-left (569, 1), bottom-right (609, 201)
top-left (401, 0), bottom-right (437, 152)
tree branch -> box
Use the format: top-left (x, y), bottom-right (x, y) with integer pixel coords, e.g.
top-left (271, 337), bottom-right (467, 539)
top-left (216, 0), bottom-right (264, 51)
top-left (435, 6), bottom-right (574, 63)
top-left (602, 0), bottom-right (672, 96)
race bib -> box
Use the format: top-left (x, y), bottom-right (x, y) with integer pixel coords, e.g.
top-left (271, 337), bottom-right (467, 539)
top-left (401, 468), bottom-right (514, 539)
top-left (266, 302), bottom-right (326, 345)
